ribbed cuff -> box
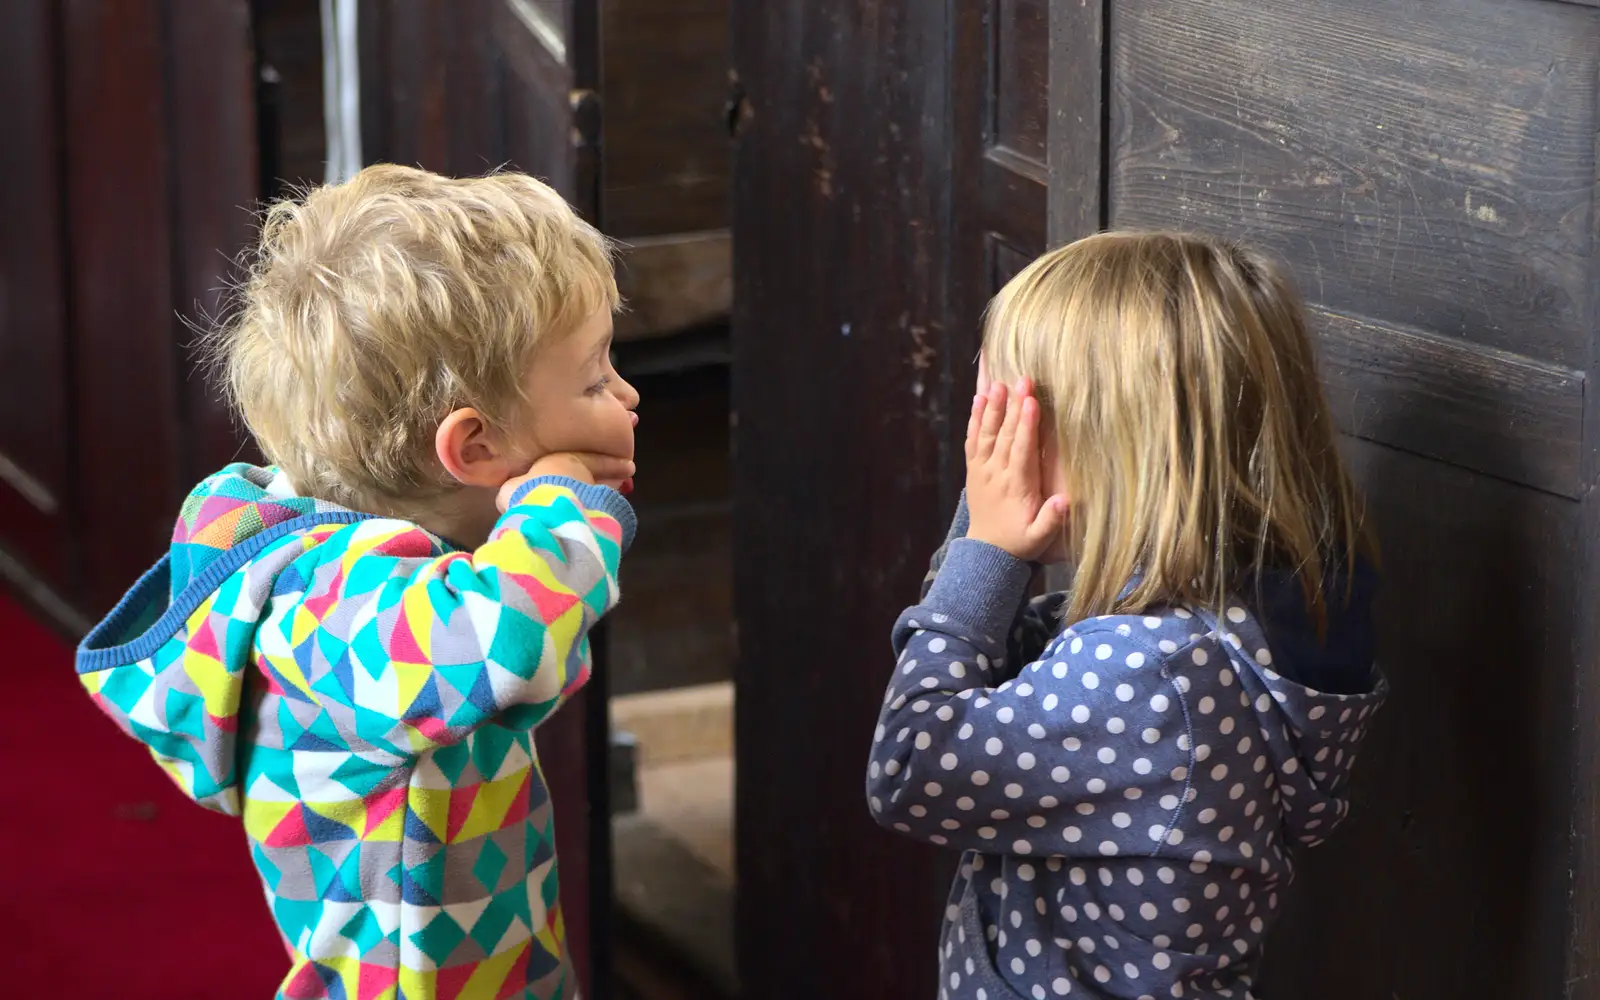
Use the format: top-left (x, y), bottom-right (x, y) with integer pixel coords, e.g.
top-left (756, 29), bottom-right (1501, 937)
top-left (945, 491), bottom-right (972, 543)
top-left (508, 476), bottom-right (638, 553)
top-left (923, 537), bottom-right (1032, 642)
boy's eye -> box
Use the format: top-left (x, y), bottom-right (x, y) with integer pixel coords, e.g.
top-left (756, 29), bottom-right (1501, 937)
top-left (587, 375), bottom-right (612, 395)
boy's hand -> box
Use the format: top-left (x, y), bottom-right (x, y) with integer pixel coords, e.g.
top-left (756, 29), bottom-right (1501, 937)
top-left (497, 452), bottom-right (636, 512)
top-left (965, 379), bottom-right (1067, 561)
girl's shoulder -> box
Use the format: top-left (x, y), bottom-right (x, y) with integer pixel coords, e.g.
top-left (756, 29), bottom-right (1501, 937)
top-left (1049, 605), bottom-right (1219, 665)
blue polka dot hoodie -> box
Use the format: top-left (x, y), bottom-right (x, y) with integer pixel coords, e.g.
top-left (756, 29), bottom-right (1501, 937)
top-left (866, 497), bottom-right (1386, 1000)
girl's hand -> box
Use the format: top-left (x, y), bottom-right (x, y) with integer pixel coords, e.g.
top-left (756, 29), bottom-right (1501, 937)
top-left (496, 452), bottom-right (636, 512)
top-left (964, 379), bottom-right (1067, 560)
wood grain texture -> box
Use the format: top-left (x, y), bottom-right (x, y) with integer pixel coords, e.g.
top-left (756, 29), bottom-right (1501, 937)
top-left (1108, 0), bottom-right (1600, 368)
top-left (1262, 436), bottom-right (1577, 1000)
top-left (166, 0), bottom-right (259, 483)
top-left (64, 0), bottom-right (183, 614)
top-left (599, 0), bottom-right (730, 238)
top-left (0, 0), bottom-right (73, 593)
top-left (1039, 1), bottom-right (1598, 994)
top-left (613, 232), bottom-right (731, 341)
top-left (1046, 0), bottom-right (1104, 245)
top-left (993, 0), bottom-right (1048, 163)
top-left (986, 233), bottom-right (1035, 298)
top-left (949, 0), bottom-right (1051, 475)
top-left (982, 147), bottom-right (1048, 255)
top-left (1565, 0), bottom-right (1600, 990)
top-left (1311, 306), bottom-right (1585, 496)
top-left (379, 0), bottom-right (450, 170)
top-left (1570, 484), bottom-right (1600, 1000)
top-left (731, 0), bottom-right (959, 994)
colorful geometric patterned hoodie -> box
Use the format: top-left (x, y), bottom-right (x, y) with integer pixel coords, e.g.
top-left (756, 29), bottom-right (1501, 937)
top-left (76, 463), bottom-right (634, 1000)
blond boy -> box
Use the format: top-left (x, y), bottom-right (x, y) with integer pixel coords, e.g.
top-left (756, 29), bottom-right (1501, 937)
top-left (77, 165), bottom-right (638, 1000)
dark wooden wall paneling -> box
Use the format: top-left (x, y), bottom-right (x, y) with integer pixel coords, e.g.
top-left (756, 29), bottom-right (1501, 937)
top-left (0, 0), bottom-right (261, 618)
top-left (599, 0), bottom-right (730, 238)
top-left (167, 0), bottom-right (261, 486)
top-left (0, 0), bottom-right (73, 596)
top-left (1043, 0), bottom-right (1600, 995)
top-left (730, 2), bottom-right (960, 997)
top-left (63, 0), bottom-right (184, 613)
top-left (736, 0), bottom-right (1600, 995)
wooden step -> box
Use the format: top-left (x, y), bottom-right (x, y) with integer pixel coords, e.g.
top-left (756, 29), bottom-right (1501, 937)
top-left (610, 681), bottom-right (733, 767)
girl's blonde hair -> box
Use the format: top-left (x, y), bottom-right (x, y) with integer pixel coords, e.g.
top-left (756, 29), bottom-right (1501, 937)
top-left (214, 164), bottom-right (618, 514)
top-left (983, 231), bottom-right (1374, 632)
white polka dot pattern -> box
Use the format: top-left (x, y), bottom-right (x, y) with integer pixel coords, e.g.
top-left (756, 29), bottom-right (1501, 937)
top-left (875, 500), bottom-right (1387, 1000)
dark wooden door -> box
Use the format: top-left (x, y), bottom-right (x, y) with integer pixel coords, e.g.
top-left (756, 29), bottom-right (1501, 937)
top-left (959, 0), bottom-right (1600, 995)
top-left (1052, 2), bottom-right (1599, 996)
top-left (0, 0), bottom-right (257, 620)
top-left (737, 0), bottom-right (1600, 996)
top-left (0, 0), bottom-right (73, 599)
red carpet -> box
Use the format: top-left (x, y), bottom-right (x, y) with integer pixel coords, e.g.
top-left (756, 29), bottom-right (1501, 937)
top-left (0, 590), bottom-right (287, 998)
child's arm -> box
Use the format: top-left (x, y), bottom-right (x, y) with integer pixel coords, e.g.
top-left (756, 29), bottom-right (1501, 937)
top-left (924, 492), bottom-right (1067, 673)
top-left (267, 473), bottom-right (633, 755)
top-left (866, 538), bottom-right (1190, 858)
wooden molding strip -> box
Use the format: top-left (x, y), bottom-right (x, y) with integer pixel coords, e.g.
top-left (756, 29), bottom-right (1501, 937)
top-left (1311, 304), bottom-right (1585, 498)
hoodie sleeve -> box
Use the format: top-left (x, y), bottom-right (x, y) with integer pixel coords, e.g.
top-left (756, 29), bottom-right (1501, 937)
top-left (867, 539), bottom-right (1192, 859)
top-left (922, 493), bottom-right (1066, 672)
top-left (262, 476), bottom-right (633, 755)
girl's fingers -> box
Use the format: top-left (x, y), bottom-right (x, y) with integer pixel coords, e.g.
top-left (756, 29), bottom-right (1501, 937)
top-left (1025, 494), bottom-right (1070, 549)
top-left (1011, 395), bottom-right (1040, 483)
top-left (992, 380), bottom-right (1024, 462)
top-left (965, 393), bottom-right (985, 460)
top-left (975, 382), bottom-right (1008, 460)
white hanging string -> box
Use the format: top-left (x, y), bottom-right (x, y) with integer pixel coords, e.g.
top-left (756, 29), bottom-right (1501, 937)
top-left (321, 0), bottom-right (363, 184)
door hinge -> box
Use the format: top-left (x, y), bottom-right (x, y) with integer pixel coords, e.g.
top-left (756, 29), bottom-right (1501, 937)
top-left (570, 89), bottom-right (601, 149)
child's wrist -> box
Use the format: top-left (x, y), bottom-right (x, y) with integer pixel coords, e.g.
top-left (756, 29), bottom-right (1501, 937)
top-left (923, 538), bottom-right (1033, 642)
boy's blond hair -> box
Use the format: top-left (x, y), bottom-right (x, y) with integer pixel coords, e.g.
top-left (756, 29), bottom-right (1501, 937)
top-left (984, 231), bottom-right (1374, 631)
top-left (215, 164), bottom-right (618, 513)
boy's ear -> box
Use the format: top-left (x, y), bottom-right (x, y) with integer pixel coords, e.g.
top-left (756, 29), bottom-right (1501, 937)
top-left (435, 407), bottom-right (519, 488)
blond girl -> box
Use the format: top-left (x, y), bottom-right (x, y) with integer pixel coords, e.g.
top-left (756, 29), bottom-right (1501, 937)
top-left (867, 232), bottom-right (1384, 1000)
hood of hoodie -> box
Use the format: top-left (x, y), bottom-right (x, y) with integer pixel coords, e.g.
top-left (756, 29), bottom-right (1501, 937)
top-left (76, 465), bottom-right (372, 815)
top-left (1196, 561), bottom-right (1385, 847)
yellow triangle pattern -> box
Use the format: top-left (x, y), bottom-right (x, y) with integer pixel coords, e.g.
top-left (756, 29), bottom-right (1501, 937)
top-left (243, 798), bottom-right (298, 843)
top-left (408, 786), bottom-right (451, 843)
top-left (401, 585), bottom-right (436, 661)
top-left (262, 651), bottom-right (318, 701)
top-left (454, 772), bottom-right (524, 842)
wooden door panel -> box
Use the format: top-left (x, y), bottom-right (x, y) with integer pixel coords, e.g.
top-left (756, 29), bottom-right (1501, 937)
top-left (598, 0), bottom-right (730, 239)
top-left (950, 0), bottom-right (1051, 462)
top-left (1266, 437), bottom-right (1578, 998)
top-left (0, 0), bottom-right (72, 593)
top-left (498, 0), bottom-right (579, 193)
top-left (1039, 0), bottom-right (1600, 994)
top-left (732, 2), bottom-right (962, 996)
top-left (64, 0), bottom-right (185, 615)
top-left (167, 0), bottom-right (259, 483)
top-left (1104, 0), bottom-right (1600, 495)
top-left (993, 0), bottom-right (1048, 166)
